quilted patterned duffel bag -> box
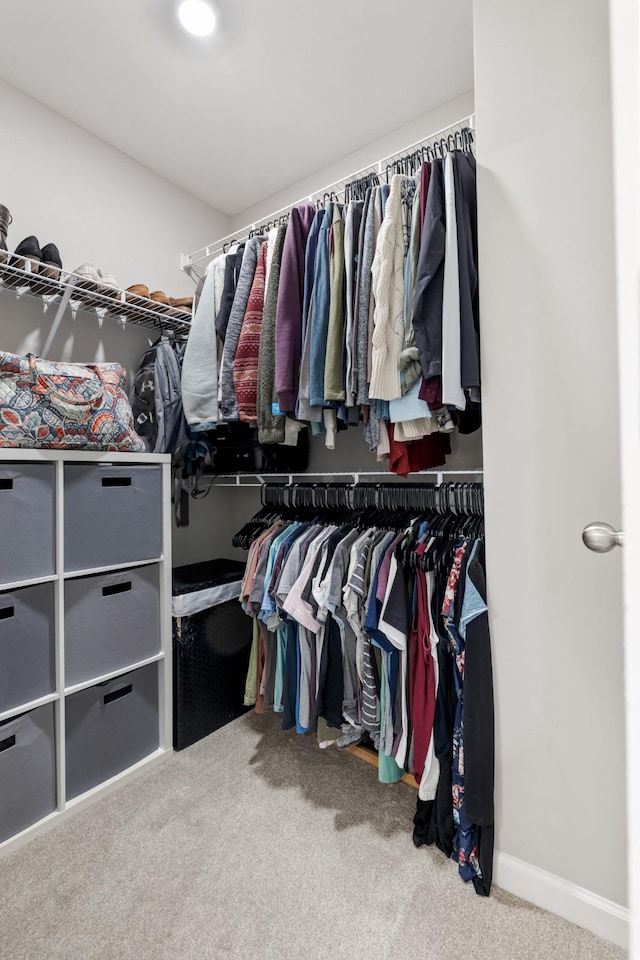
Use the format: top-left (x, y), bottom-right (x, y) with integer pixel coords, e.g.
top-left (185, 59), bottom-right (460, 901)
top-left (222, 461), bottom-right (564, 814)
top-left (0, 352), bottom-right (145, 451)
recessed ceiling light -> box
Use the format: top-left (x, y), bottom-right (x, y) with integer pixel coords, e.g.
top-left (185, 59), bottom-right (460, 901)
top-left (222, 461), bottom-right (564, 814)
top-left (178, 0), bottom-right (216, 37)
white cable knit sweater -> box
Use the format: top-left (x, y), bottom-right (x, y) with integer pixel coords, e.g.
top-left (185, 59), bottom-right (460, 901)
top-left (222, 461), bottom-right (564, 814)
top-left (369, 175), bottom-right (413, 401)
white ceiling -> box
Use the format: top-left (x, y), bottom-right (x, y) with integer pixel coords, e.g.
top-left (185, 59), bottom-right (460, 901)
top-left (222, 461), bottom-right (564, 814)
top-left (0, 0), bottom-right (474, 217)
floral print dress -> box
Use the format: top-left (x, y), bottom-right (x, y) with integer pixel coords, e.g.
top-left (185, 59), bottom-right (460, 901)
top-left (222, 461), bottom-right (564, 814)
top-left (442, 540), bottom-right (483, 885)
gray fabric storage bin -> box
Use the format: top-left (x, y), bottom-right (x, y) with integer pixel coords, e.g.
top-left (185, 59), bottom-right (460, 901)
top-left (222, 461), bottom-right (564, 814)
top-left (0, 463), bottom-right (55, 585)
top-left (65, 662), bottom-right (159, 800)
top-left (0, 703), bottom-right (56, 842)
top-left (64, 464), bottom-right (162, 572)
top-left (64, 564), bottom-right (160, 686)
top-left (0, 582), bottom-right (56, 713)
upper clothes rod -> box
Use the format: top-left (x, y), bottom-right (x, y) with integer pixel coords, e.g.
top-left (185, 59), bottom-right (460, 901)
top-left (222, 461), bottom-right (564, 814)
top-left (181, 114), bottom-right (475, 278)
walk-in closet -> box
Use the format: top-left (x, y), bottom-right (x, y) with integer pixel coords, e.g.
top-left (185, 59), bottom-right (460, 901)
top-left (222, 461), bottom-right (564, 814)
top-left (0, 2), bottom-right (635, 959)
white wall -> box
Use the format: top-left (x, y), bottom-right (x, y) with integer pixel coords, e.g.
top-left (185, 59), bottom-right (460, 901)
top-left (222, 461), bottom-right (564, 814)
top-left (0, 79), bottom-right (231, 568)
top-left (474, 0), bottom-right (627, 918)
top-left (0, 80), bottom-right (228, 297)
top-left (230, 91), bottom-right (475, 231)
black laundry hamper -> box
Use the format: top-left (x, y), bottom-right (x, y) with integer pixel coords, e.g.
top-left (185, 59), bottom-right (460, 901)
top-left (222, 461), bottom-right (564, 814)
top-left (172, 559), bottom-right (252, 751)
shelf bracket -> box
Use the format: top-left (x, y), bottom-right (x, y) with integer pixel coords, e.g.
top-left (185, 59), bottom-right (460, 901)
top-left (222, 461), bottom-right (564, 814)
top-left (42, 276), bottom-right (78, 357)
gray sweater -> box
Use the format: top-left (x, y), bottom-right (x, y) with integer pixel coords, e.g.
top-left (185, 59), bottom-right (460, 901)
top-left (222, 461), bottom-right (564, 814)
top-left (355, 187), bottom-right (383, 406)
top-left (219, 236), bottom-right (262, 420)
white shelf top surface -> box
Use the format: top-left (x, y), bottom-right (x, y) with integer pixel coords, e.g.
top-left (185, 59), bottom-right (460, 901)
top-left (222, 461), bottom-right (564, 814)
top-left (0, 692), bottom-right (60, 723)
top-left (64, 652), bottom-right (165, 696)
top-left (0, 573), bottom-right (58, 592)
top-left (0, 449), bottom-right (170, 464)
top-left (64, 557), bottom-right (163, 579)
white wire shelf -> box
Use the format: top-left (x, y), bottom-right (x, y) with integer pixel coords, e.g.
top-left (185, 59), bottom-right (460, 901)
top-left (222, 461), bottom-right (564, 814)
top-left (0, 258), bottom-right (192, 333)
top-left (201, 468), bottom-right (484, 488)
top-left (181, 114), bottom-right (476, 280)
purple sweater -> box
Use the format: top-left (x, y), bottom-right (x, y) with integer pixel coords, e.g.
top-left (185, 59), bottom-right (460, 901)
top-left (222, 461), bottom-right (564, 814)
top-left (275, 202), bottom-right (316, 412)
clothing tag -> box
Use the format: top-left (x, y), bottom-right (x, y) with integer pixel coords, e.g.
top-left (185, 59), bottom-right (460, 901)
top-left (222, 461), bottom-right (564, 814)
top-left (271, 402), bottom-right (285, 416)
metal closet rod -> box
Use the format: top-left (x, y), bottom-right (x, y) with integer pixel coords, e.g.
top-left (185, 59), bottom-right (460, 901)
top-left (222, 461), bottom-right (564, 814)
top-left (204, 468), bottom-right (484, 488)
top-left (181, 113), bottom-right (476, 276)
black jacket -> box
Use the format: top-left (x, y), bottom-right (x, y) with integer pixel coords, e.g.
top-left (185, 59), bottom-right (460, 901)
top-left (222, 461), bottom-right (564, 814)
top-left (412, 159), bottom-right (445, 380)
top-left (215, 242), bottom-right (245, 343)
top-left (453, 152), bottom-right (480, 390)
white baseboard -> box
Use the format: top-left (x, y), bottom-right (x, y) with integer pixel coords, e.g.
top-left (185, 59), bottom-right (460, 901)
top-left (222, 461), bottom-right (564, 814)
top-left (494, 850), bottom-right (629, 950)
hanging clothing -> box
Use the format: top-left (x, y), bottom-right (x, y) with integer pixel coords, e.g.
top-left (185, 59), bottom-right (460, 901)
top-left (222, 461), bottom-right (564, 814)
top-left (344, 200), bottom-right (364, 407)
top-left (324, 203), bottom-right (346, 402)
top-left (264, 227), bottom-right (279, 290)
top-left (257, 225), bottom-right (288, 443)
top-left (412, 159), bottom-right (445, 383)
top-left (353, 188), bottom-right (373, 407)
top-left (458, 542), bottom-right (493, 895)
top-left (411, 544), bottom-right (437, 784)
top-left (454, 152), bottom-right (481, 392)
top-left (388, 423), bottom-right (450, 478)
top-left (369, 175), bottom-right (414, 402)
top-left (234, 241), bottom-right (268, 422)
top-left (309, 203), bottom-right (335, 408)
top-left (219, 236), bottom-right (263, 421)
top-left (400, 181), bottom-right (423, 394)
top-left (236, 485), bottom-right (493, 895)
top-left (300, 210), bottom-right (325, 359)
top-left (419, 162), bottom-right (431, 233)
top-left (181, 253), bottom-right (225, 430)
top-left (355, 187), bottom-right (380, 406)
top-left (275, 202), bottom-right (316, 413)
top-left (367, 186), bottom-right (387, 386)
top-left (441, 153), bottom-right (465, 410)
top-left (216, 243), bottom-right (245, 344)
top-left (182, 139), bottom-right (480, 476)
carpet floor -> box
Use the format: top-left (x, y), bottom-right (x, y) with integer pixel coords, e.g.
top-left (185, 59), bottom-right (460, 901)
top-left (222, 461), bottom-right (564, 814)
top-left (0, 711), bottom-right (626, 960)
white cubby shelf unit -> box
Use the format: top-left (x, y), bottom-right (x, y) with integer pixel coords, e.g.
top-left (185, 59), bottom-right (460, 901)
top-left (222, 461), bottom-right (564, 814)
top-left (0, 449), bottom-right (173, 854)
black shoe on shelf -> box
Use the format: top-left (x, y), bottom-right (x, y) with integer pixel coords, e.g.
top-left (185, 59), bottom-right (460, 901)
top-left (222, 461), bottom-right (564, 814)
top-left (12, 235), bottom-right (42, 272)
top-left (40, 243), bottom-right (62, 280)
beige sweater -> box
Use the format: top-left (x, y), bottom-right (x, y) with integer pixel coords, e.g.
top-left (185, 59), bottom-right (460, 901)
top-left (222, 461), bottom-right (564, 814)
top-left (369, 174), bottom-right (413, 401)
